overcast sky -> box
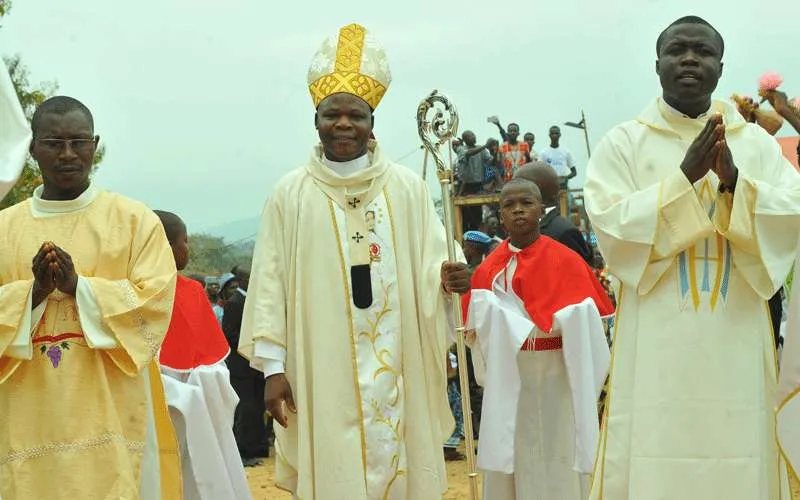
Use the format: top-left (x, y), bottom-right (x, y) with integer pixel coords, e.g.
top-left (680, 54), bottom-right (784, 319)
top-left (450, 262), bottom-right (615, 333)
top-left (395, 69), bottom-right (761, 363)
top-left (1, 0), bottom-right (798, 234)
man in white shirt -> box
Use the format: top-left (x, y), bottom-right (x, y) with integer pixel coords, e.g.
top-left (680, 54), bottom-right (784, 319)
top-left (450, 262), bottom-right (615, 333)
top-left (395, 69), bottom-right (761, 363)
top-left (539, 125), bottom-right (577, 183)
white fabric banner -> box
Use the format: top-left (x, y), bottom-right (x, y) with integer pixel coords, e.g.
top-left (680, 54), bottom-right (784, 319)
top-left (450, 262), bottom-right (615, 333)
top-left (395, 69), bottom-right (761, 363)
top-left (0, 63), bottom-right (30, 200)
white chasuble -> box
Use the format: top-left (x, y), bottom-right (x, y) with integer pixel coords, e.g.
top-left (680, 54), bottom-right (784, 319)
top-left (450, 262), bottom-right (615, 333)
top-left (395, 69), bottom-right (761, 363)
top-left (238, 142), bottom-right (453, 500)
top-left (585, 98), bottom-right (800, 500)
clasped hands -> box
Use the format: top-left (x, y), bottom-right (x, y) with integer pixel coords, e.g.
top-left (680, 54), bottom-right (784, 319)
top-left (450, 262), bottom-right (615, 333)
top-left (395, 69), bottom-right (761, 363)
top-left (32, 242), bottom-right (78, 305)
top-left (681, 113), bottom-right (738, 192)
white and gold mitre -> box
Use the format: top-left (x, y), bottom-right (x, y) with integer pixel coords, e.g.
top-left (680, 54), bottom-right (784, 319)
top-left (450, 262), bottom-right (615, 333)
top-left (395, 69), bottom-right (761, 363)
top-left (307, 23), bottom-right (391, 110)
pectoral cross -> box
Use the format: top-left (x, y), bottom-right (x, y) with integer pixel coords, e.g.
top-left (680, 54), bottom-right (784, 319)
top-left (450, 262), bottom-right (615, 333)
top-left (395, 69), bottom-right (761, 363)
top-left (352, 232), bottom-right (364, 243)
top-left (348, 197), bottom-right (361, 209)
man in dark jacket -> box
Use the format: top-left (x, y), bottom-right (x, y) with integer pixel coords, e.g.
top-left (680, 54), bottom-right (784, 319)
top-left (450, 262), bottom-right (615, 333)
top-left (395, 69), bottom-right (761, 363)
top-left (515, 162), bottom-right (593, 264)
top-left (222, 264), bottom-right (271, 466)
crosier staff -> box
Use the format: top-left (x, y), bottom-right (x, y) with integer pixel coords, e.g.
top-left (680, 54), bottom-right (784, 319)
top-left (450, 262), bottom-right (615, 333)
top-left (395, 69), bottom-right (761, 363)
top-left (416, 90), bottom-right (479, 500)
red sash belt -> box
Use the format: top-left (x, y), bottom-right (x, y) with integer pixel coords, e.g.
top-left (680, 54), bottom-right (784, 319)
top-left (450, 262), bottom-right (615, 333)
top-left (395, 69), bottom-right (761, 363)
top-left (521, 336), bottom-right (562, 351)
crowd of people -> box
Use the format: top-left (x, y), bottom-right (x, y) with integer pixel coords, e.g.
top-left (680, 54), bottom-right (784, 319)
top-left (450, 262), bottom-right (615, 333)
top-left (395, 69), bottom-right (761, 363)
top-left (1, 13), bottom-right (800, 500)
top-left (453, 118), bottom-right (581, 233)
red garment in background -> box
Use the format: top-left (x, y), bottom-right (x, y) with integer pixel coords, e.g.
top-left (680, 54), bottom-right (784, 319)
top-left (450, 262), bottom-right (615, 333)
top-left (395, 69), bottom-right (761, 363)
top-left (160, 275), bottom-right (231, 370)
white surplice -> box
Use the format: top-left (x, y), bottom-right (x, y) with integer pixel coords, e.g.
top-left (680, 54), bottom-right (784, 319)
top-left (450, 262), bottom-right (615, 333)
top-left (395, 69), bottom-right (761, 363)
top-left (160, 362), bottom-right (252, 500)
top-left (467, 247), bottom-right (609, 499)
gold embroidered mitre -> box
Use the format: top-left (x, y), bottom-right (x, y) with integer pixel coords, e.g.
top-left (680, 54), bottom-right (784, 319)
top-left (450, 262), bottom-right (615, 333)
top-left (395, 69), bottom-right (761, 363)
top-left (307, 23), bottom-right (391, 110)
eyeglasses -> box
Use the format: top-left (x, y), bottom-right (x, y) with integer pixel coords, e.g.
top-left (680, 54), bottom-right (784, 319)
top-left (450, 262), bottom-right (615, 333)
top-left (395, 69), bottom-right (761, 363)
top-left (35, 138), bottom-right (97, 153)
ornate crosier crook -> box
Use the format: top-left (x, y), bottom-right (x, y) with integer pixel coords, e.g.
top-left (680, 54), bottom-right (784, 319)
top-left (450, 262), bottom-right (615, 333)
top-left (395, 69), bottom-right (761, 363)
top-left (417, 90), bottom-right (479, 500)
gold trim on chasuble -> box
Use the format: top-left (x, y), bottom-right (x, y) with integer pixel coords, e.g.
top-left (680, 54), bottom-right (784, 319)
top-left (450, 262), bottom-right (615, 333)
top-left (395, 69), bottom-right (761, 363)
top-left (378, 189), bottom-right (407, 498)
top-left (0, 433), bottom-right (145, 466)
top-left (147, 360), bottom-right (182, 498)
top-left (308, 24), bottom-right (387, 109)
top-left (327, 190), bottom-right (407, 499)
top-left (676, 180), bottom-right (732, 313)
top-left (590, 288), bottom-right (623, 499)
top-left (328, 199), bottom-right (369, 482)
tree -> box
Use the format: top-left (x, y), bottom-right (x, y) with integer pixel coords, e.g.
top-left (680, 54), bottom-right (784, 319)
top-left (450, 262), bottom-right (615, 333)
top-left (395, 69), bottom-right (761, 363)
top-left (184, 233), bottom-right (254, 277)
top-left (1, 2), bottom-right (105, 209)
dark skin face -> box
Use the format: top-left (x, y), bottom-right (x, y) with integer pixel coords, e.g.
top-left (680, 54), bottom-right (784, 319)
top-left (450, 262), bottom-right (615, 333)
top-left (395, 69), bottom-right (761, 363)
top-left (171, 231), bottom-right (190, 271)
top-left (524, 133), bottom-right (535, 149)
top-left (30, 110), bottom-right (99, 201)
top-left (221, 280), bottom-right (239, 300)
top-left (234, 266), bottom-right (251, 291)
top-left (462, 130), bottom-right (477, 147)
top-left (462, 241), bottom-right (485, 266)
top-left (315, 93), bottom-right (374, 162)
top-left (486, 139), bottom-right (499, 155)
top-left (656, 23), bottom-right (723, 118)
top-left (499, 184), bottom-right (543, 249)
top-left (485, 217), bottom-right (499, 237)
top-left (507, 124), bottom-right (520, 143)
top-left (549, 127), bottom-right (561, 147)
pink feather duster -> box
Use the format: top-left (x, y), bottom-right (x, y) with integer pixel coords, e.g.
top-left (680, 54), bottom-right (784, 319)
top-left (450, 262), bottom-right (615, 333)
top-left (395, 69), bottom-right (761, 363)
top-left (759, 72), bottom-right (783, 94)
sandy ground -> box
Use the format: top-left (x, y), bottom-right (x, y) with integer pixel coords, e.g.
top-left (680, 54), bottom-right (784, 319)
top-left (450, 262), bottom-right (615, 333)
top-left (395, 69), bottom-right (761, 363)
top-left (244, 448), bottom-right (800, 499)
top-left (245, 446), bottom-right (480, 499)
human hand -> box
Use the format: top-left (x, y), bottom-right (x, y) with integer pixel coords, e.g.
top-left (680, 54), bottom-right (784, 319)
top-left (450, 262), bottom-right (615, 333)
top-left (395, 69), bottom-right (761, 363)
top-left (712, 139), bottom-right (738, 192)
top-left (32, 242), bottom-right (57, 306)
top-left (265, 373), bottom-right (296, 429)
top-left (762, 89), bottom-right (790, 115)
top-left (441, 261), bottom-right (470, 295)
top-left (51, 246), bottom-right (79, 296)
top-left (680, 114), bottom-right (724, 183)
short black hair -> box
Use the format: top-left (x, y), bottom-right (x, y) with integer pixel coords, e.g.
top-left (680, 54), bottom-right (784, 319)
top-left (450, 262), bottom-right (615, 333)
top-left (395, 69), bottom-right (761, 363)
top-left (549, 125), bottom-right (561, 132)
top-left (154, 210), bottom-right (186, 245)
top-left (507, 122), bottom-right (520, 130)
top-left (500, 177), bottom-right (542, 202)
top-left (31, 96), bottom-right (94, 138)
top-left (656, 16), bottom-right (724, 57)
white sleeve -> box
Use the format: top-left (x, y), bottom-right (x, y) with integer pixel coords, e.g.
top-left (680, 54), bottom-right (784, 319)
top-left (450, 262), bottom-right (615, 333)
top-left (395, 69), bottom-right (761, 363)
top-left (554, 298), bottom-right (610, 474)
top-left (76, 276), bottom-right (119, 349)
top-left (253, 338), bottom-right (286, 378)
top-left (567, 149), bottom-right (577, 169)
top-left (5, 289), bottom-right (46, 360)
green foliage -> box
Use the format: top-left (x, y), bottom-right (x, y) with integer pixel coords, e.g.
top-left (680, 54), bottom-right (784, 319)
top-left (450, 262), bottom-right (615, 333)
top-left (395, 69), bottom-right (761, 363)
top-left (184, 233), bottom-right (254, 277)
top-left (0, 1), bottom-right (10, 23)
top-left (0, 55), bottom-right (105, 210)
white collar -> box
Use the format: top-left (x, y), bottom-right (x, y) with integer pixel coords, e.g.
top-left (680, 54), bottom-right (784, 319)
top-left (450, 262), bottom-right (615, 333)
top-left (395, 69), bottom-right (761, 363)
top-left (660, 97), bottom-right (711, 120)
top-left (31, 184), bottom-right (98, 216)
top-left (323, 153), bottom-right (370, 178)
top-left (237, 288), bottom-right (247, 297)
top-left (509, 243), bottom-right (521, 253)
